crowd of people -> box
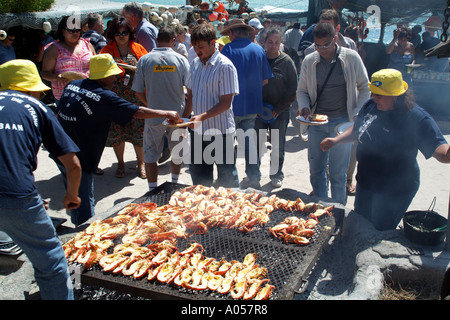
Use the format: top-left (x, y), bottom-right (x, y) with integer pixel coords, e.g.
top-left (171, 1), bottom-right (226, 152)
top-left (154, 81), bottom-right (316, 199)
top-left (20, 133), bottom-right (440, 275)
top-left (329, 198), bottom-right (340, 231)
top-left (1, 3), bottom-right (450, 299)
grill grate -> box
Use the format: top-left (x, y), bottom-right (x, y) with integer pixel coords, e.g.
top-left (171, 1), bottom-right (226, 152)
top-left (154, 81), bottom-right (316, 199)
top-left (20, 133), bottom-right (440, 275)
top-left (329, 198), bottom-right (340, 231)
top-left (78, 183), bottom-right (336, 300)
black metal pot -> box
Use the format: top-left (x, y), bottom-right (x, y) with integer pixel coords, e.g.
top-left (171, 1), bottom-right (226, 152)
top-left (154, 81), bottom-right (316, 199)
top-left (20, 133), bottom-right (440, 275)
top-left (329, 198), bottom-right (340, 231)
top-left (403, 198), bottom-right (448, 246)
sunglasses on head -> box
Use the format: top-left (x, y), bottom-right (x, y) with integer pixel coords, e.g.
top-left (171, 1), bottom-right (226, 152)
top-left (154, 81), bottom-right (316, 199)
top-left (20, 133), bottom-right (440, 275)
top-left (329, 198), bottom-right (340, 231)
top-left (115, 31), bottom-right (129, 37)
top-left (65, 28), bottom-right (81, 34)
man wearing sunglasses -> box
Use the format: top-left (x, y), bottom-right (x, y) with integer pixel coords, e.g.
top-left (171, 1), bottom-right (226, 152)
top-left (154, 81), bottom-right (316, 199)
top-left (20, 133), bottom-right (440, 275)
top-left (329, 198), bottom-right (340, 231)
top-left (296, 22), bottom-right (370, 205)
top-left (0, 29), bottom-right (16, 65)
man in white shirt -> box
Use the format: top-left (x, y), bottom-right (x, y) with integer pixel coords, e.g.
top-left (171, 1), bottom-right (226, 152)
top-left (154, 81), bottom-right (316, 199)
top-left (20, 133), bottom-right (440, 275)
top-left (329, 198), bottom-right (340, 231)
top-left (184, 23), bottom-right (240, 188)
top-left (297, 23), bottom-right (369, 205)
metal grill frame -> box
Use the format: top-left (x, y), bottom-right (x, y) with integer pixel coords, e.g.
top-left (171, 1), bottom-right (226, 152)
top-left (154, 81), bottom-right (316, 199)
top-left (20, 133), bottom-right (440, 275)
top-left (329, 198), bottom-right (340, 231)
top-left (78, 183), bottom-right (338, 300)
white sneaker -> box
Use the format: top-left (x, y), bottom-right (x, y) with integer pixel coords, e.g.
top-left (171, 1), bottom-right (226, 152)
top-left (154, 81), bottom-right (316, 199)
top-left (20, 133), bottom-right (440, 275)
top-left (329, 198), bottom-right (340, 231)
top-left (271, 178), bottom-right (283, 188)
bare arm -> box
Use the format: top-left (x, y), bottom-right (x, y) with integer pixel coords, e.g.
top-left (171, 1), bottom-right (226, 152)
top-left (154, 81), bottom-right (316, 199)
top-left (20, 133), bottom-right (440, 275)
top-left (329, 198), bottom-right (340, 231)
top-left (41, 45), bottom-right (62, 82)
top-left (386, 29), bottom-right (401, 54)
top-left (320, 124), bottom-right (357, 152)
top-left (134, 106), bottom-right (180, 122)
top-left (182, 89), bottom-right (193, 119)
top-left (409, 42), bottom-right (416, 64)
top-left (432, 143), bottom-right (450, 163)
top-left (134, 91), bottom-right (147, 107)
top-left (57, 152), bottom-right (82, 211)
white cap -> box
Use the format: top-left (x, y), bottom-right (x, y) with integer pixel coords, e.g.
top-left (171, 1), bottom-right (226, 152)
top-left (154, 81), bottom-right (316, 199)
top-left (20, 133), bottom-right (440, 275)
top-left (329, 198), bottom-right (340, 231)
top-left (248, 18), bottom-right (263, 30)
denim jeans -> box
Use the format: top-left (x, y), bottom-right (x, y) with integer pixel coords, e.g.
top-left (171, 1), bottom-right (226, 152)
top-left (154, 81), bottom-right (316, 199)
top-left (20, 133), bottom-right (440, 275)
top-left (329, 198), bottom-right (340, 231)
top-left (354, 182), bottom-right (419, 231)
top-left (234, 114), bottom-right (261, 182)
top-left (189, 131), bottom-right (239, 188)
top-left (0, 194), bottom-right (73, 300)
top-left (308, 117), bottom-right (351, 204)
top-left (57, 164), bottom-right (95, 226)
top-left (255, 110), bottom-right (290, 180)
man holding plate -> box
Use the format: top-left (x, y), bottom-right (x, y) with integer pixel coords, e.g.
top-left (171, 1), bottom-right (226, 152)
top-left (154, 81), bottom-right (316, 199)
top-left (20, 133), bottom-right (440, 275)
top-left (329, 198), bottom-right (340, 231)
top-left (297, 23), bottom-right (370, 204)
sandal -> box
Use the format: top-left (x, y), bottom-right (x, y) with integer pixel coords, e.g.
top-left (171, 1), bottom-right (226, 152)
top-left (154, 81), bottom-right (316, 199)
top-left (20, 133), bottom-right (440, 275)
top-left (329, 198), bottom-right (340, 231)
top-left (116, 165), bottom-right (125, 178)
top-left (95, 167), bottom-right (104, 175)
top-left (138, 166), bottom-right (147, 179)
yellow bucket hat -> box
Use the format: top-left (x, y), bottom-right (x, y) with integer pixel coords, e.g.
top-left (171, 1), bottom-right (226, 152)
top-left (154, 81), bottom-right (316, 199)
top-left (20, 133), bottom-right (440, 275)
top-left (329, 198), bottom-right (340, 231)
top-left (0, 59), bottom-right (50, 92)
top-left (89, 54), bottom-right (123, 80)
top-left (369, 68), bottom-right (408, 96)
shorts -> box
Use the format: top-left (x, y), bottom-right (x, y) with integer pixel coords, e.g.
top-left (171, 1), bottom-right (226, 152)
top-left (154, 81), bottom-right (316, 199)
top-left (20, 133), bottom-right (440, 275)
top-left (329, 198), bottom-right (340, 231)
top-left (143, 121), bottom-right (189, 164)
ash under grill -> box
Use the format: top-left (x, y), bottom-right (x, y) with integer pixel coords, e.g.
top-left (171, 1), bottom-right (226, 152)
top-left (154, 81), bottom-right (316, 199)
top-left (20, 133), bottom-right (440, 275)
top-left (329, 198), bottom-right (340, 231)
top-left (77, 183), bottom-right (338, 300)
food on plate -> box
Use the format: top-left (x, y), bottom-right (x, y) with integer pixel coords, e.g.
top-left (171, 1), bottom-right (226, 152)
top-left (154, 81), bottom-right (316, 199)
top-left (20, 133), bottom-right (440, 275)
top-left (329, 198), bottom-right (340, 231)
top-left (166, 118), bottom-right (184, 125)
top-left (309, 114), bottom-right (328, 122)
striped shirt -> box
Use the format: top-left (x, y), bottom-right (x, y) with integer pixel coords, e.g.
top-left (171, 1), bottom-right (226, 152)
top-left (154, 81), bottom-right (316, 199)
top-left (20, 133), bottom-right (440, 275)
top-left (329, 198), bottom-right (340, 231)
top-left (186, 49), bottom-right (239, 135)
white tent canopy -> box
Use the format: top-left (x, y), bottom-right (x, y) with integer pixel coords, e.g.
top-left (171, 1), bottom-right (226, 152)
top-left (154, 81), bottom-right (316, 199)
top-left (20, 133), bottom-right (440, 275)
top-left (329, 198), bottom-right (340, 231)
top-left (254, 5), bottom-right (307, 22)
top-left (1, 0), bottom-right (126, 30)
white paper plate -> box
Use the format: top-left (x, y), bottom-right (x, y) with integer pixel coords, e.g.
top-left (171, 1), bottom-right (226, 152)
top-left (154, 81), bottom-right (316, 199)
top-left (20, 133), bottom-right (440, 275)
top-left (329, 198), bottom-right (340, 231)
top-left (335, 122), bottom-right (353, 135)
top-left (296, 116), bottom-right (328, 126)
top-left (162, 118), bottom-right (191, 127)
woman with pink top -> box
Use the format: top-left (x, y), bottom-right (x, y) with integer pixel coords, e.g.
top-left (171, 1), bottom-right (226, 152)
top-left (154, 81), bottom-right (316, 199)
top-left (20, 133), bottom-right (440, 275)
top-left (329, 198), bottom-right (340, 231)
top-left (41, 16), bottom-right (96, 104)
top-left (42, 16), bottom-right (99, 173)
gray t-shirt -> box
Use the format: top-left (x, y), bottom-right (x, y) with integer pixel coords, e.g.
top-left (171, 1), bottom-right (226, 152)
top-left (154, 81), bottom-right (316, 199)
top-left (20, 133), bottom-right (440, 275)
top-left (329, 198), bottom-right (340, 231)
top-left (315, 55), bottom-right (347, 118)
top-left (132, 47), bottom-right (190, 125)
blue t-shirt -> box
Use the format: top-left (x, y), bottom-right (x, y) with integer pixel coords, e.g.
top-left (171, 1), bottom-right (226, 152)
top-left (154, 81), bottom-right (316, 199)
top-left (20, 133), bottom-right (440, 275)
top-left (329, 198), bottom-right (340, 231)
top-left (354, 99), bottom-right (447, 194)
top-left (0, 90), bottom-right (79, 197)
top-left (0, 42), bottom-right (16, 65)
top-left (221, 38), bottom-right (273, 116)
top-left (57, 79), bottom-right (139, 172)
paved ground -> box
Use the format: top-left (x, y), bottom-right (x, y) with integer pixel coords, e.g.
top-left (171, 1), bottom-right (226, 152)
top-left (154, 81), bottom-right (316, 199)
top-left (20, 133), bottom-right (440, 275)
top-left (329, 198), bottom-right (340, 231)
top-left (1, 112), bottom-right (449, 300)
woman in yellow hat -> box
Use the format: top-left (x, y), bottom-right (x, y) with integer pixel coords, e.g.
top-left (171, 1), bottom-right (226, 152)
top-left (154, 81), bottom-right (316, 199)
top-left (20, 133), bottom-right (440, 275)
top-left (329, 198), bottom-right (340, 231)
top-left (320, 68), bottom-right (450, 230)
top-left (56, 54), bottom-right (179, 226)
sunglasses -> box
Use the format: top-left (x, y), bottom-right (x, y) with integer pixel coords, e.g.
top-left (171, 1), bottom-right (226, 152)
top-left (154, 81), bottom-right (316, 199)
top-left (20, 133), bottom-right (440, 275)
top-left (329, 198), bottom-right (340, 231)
top-left (115, 31), bottom-right (129, 37)
top-left (314, 39), bottom-right (334, 50)
top-left (65, 28), bottom-right (81, 34)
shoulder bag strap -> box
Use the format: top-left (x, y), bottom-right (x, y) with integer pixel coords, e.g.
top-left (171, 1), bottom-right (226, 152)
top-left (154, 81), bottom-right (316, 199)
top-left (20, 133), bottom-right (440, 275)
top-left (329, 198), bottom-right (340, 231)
top-left (311, 46), bottom-right (341, 114)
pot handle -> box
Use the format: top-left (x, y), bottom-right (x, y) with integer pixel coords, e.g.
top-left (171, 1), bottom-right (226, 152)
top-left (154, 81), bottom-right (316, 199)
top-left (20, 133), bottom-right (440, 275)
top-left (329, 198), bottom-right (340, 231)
top-left (427, 196), bottom-right (437, 212)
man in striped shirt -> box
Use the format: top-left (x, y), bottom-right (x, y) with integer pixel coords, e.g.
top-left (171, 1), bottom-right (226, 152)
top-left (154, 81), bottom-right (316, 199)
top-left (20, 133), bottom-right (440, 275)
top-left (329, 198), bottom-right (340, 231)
top-left (184, 23), bottom-right (240, 188)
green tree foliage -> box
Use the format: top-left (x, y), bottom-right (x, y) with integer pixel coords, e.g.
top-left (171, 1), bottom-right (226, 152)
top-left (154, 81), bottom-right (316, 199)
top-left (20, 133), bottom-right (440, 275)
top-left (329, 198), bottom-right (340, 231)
top-left (0, 0), bottom-right (55, 13)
